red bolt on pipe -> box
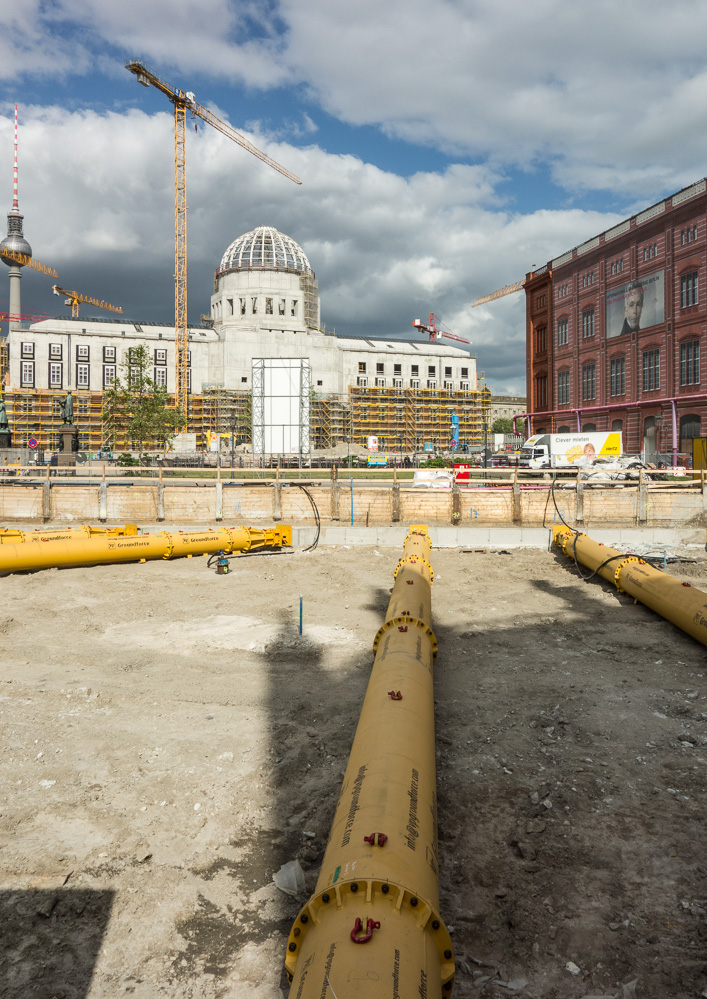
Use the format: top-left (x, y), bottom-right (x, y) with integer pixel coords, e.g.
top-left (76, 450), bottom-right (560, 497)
top-left (363, 832), bottom-right (388, 847)
top-left (388, 690), bottom-right (403, 700)
top-left (350, 917), bottom-right (380, 943)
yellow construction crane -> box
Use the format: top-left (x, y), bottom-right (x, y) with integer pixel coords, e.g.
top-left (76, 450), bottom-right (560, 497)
top-left (472, 278), bottom-right (526, 307)
top-left (0, 248), bottom-right (57, 278)
top-left (126, 60), bottom-right (303, 415)
top-left (52, 284), bottom-right (123, 318)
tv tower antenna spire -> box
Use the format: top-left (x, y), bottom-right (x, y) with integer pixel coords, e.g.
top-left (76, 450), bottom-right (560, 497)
top-left (0, 104), bottom-right (33, 332)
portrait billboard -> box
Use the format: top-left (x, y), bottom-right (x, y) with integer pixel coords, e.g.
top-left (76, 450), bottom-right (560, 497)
top-left (606, 271), bottom-right (664, 339)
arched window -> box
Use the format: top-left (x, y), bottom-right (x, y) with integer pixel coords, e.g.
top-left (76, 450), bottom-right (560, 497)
top-left (680, 414), bottom-right (700, 440)
top-left (557, 425), bottom-right (570, 433)
top-left (582, 422), bottom-right (596, 432)
top-left (611, 419), bottom-right (623, 432)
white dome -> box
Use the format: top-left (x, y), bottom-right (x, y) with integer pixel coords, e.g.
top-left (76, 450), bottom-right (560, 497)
top-left (218, 225), bottom-right (312, 276)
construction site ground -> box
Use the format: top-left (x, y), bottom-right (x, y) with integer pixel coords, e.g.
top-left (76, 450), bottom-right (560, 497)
top-left (1, 532), bottom-right (706, 999)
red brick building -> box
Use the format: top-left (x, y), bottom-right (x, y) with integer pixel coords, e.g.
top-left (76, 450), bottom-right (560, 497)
top-left (524, 178), bottom-right (707, 464)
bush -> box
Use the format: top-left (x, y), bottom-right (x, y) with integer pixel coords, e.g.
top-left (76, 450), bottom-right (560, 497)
top-left (117, 453), bottom-right (139, 467)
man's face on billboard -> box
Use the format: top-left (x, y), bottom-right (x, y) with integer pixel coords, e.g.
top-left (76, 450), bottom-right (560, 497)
top-left (625, 291), bottom-right (643, 330)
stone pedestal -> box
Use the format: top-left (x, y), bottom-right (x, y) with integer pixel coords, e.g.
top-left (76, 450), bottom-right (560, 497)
top-left (0, 430), bottom-right (11, 449)
top-left (56, 424), bottom-right (77, 467)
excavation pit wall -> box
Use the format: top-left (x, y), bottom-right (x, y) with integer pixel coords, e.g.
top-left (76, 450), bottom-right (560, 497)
top-left (1, 475), bottom-right (707, 529)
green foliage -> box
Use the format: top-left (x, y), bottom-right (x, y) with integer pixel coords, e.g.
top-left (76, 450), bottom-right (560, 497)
top-left (102, 345), bottom-right (186, 452)
top-left (117, 452), bottom-right (139, 467)
top-left (421, 456), bottom-right (452, 467)
top-left (491, 417), bottom-right (514, 434)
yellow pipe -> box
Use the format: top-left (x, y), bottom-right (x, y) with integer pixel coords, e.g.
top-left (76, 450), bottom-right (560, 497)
top-left (552, 526), bottom-right (707, 646)
top-left (0, 525), bottom-right (139, 544)
top-left (0, 525), bottom-right (292, 573)
top-left (284, 525), bottom-right (454, 997)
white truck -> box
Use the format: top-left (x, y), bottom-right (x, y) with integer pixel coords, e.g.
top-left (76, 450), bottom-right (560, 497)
top-left (519, 431), bottom-right (623, 470)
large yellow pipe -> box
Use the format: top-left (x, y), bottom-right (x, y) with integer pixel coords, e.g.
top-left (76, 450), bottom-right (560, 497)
top-left (0, 525), bottom-right (139, 544)
top-left (284, 525), bottom-right (454, 997)
top-left (552, 526), bottom-right (707, 646)
top-left (0, 525), bottom-right (292, 573)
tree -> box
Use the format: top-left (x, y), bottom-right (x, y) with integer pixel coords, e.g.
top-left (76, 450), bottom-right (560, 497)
top-left (492, 417), bottom-right (514, 434)
top-left (102, 345), bottom-right (186, 452)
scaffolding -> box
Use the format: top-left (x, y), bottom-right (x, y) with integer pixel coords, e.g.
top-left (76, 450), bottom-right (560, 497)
top-left (3, 381), bottom-right (490, 455)
top-left (299, 274), bottom-right (319, 329)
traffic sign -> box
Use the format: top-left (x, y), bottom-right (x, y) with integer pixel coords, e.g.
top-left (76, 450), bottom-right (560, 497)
top-left (28, 438), bottom-right (37, 448)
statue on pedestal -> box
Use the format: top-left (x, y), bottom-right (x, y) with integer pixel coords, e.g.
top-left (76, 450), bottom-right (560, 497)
top-left (61, 391), bottom-right (74, 424)
top-left (0, 398), bottom-right (8, 432)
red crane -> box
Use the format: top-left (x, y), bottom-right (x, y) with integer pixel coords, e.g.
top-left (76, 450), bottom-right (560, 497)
top-left (412, 312), bottom-right (469, 345)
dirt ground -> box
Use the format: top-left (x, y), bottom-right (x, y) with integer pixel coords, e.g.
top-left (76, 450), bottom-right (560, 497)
top-left (1, 531), bottom-right (706, 999)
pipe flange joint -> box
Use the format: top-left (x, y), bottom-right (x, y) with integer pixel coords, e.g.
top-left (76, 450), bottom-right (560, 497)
top-left (394, 555), bottom-right (434, 583)
top-left (284, 878), bottom-right (454, 990)
top-left (372, 615), bottom-right (438, 659)
top-left (614, 555), bottom-right (640, 593)
top-left (157, 531), bottom-right (175, 559)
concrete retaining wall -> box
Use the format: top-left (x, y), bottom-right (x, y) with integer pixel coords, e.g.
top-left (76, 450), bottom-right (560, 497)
top-left (0, 479), bottom-right (705, 528)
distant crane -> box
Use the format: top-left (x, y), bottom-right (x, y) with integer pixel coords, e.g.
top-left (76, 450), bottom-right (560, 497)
top-left (472, 279), bottom-right (525, 307)
top-left (412, 313), bottom-right (470, 345)
top-left (126, 60), bottom-right (303, 414)
top-left (52, 284), bottom-right (123, 318)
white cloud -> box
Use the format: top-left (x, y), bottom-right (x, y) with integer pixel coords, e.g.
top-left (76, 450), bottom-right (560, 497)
top-left (0, 105), bottom-right (624, 394)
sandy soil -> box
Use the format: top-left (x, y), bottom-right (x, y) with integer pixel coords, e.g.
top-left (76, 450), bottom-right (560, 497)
top-left (1, 536), bottom-right (706, 999)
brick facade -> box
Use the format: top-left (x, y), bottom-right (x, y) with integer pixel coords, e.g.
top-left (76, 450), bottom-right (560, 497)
top-left (525, 179), bottom-right (707, 460)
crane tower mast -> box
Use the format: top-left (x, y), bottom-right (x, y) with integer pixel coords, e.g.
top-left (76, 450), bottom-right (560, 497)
top-left (126, 61), bottom-right (302, 414)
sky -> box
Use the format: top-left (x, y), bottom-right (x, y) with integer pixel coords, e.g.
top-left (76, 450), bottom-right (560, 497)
top-left (2, 0), bottom-right (707, 395)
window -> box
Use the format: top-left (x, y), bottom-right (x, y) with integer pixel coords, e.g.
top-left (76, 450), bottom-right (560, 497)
top-left (410, 378), bottom-right (420, 389)
top-left (393, 377), bottom-right (402, 388)
top-left (241, 376), bottom-right (247, 383)
top-left (581, 363), bottom-right (596, 401)
top-left (582, 423), bottom-right (596, 432)
top-left (461, 367), bottom-right (468, 379)
top-left (376, 363), bottom-right (384, 374)
top-left (680, 271), bottom-right (698, 308)
top-left (610, 357), bottom-right (625, 396)
top-left (375, 377), bottom-right (386, 387)
top-left (642, 348), bottom-right (660, 391)
top-left (21, 361), bottom-right (34, 387)
top-left (154, 349), bottom-right (167, 365)
top-left (251, 297), bottom-right (258, 314)
top-left (557, 370), bottom-right (570, 405)
top-left (49, 343), bottom-right (62, 360)
top-left (460, 381), bottom-right (469, 391)
top-left (291, 300), bottom-right (298, 316)
top-left (680, 414), bottom-right (700, 441)
top-left (609, 258), bottom-right (624, 276)
top-left (557, 283), bottom-right (570, 298)
top-left (612, 419), bottom-right (623, 432)
top-left (444, 366), bottom-right (452, 377)
top-left (581, 271), bottom-right (595, 288)
top-left (154, 367), bottom-right (167, 387)
top-left (49, 362), bottom-right (63, 389)
top-left (411, 365), bottom-right (419, 376)
top-left (240, 298), bottom-right (246, 315)
top-left (357, 376), bottom-right (367, 387)
top-left (536, 375), bottom-right (548, 409)
top-left (394, 363), bottom-right (402, 375)
top-left (557, 425), bottom-right (570, 433)
top-left (358, 362), bottom-right (366, 373)
top-left (76, 363), bottom-right (89, 388)
top-left (76, 344), bottom-right (89, 361)
top-left (265, 297), bottom-right (273, 315)
top-left (582, 308), bottom-right (595, 338)
top-left (680, 225), bottom-right (698, 245)
top-left (427, 379), bottom-right (437, 389)
top-left (21, 341), bottom-right (34, 359)
top-left (443, 381), bottom-right (453, 390)
top-left (680, 340), bottom-right (700, 385)
top-left (279, 298), bottom-right (286, 315)
top-left (103, 365), bottom-right (116, 388)
top-left (428, 366), bottom-right (436, 377)
top-left (557, 318), bottom-right (568, 346)
top-left (642, 242), bottom-right (658, 261)
top-left (103, 346), bottom-right (116, 362)
top-left (535, 326), bottom-right (547, 353)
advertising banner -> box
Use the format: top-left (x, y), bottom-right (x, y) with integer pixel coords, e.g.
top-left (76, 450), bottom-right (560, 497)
top-left (606, 271), bottom-right (664, 339)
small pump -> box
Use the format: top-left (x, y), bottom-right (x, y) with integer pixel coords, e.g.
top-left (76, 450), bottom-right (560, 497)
top-left (214, 551), bottom-right (230, 575)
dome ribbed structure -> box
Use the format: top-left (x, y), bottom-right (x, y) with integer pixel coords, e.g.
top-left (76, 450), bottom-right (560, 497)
top-left (218, 225), bottom-right (311, 276)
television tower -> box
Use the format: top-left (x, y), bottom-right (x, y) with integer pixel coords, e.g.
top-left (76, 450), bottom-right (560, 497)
top-left (0, 105), bottom-right (32, 331)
